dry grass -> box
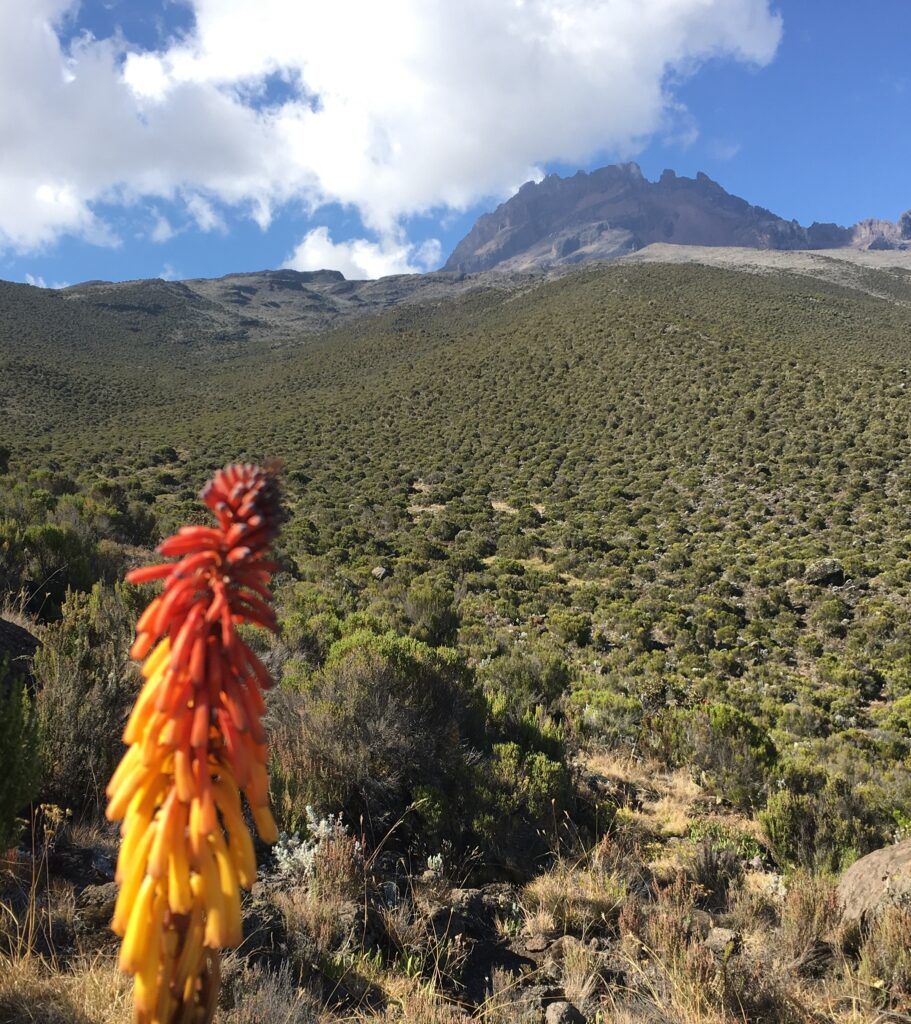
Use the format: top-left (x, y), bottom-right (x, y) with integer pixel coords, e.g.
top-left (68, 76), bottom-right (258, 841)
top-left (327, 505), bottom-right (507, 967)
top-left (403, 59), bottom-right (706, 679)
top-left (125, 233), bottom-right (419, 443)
top-left (857, 904), bottom-right (911, 1011)
top-left (778, 871), bottom-right (842, 962)
top-left (523, 860), bottom-right (626, 937)
top-left (638, 774), bottom-right (702, 840)
top-left (360, 988), bottom-right (471, 1023)
top-left (274, 884), bottom-right (360, 964)
top-left (585, 751), bottom-right (705, 839)
top-left (0, 951), bottom-right (132, 1024)
top-left (221, 961), bottom-right (325, 1024)
top-left (560, 939), bottom-right (603, 1006)
top-left (406, 503), bottom-right (447, 516)
top-left (59, 815), bottom-right (120, 859)
top-left (475, 969), bottom-right (544, 1024)
top-left (0, 592), bottom-right (39, 633)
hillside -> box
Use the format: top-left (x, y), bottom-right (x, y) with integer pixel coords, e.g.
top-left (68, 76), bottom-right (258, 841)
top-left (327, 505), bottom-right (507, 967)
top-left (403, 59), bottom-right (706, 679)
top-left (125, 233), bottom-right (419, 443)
top-left (444, 163), bottom-right (911, 273)
top-left (5, 258), bottom-right (911, 1021)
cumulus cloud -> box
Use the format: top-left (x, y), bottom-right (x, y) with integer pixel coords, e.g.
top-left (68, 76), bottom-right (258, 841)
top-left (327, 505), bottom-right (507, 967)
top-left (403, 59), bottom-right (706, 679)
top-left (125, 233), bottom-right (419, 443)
top-left (284, 227), bottom-right (441, 279)
top-left (1, 0), bottom-right (782, 268)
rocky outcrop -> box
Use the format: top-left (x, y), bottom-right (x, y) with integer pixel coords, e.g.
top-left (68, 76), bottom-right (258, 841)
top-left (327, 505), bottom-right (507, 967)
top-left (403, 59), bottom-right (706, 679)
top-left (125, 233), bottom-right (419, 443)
top-left (837, 839), bottom-right (911, 925)
top-left (804, 558), bottom-right (846, 587)
top-left (443, 163), bottom-right (910, 273)
top-left (0, 617), bottom-right (37, 665)
top-left (0, 617), bottom-right (38, 693)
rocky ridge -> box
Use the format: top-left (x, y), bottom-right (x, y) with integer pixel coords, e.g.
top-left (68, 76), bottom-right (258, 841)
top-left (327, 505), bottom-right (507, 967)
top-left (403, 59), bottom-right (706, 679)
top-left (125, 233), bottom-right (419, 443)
top-left (444, 163), bottom-right (911, 274)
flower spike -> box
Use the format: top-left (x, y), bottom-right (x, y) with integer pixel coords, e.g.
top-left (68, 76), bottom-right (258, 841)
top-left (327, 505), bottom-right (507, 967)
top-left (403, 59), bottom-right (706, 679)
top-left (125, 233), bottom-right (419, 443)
top-left (108, 463), bottom-right (282, 1024)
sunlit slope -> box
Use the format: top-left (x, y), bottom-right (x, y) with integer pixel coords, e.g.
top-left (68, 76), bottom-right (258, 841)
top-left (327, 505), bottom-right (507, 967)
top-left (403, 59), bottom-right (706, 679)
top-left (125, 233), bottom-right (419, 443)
top-left (3, 262), bottom-right (911, 567)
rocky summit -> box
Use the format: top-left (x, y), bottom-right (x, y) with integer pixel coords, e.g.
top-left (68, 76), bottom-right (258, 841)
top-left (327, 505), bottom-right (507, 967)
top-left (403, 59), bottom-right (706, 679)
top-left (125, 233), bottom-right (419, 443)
top-left (443, 162), bottom-right (911, 273)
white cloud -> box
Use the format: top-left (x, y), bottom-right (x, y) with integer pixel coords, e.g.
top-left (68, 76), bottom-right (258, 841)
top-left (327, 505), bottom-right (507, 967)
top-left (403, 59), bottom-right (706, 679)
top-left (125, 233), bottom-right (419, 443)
top-left (0, 0), bottom-right (783, 257)
top-left (150, 209), bottom-right (176, 242)
top-left (24, 272), bottom-right (70, 288)
top-left (708, 139), bottom-right (742, 161)
top-left (184, 194), bottom-right (225, 233)
top-left (284, 227), bottom-right (441, 279)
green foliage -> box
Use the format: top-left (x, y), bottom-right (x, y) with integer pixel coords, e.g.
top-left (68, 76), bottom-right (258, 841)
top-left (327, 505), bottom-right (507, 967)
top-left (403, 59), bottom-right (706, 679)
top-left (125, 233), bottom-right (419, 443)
top-left (33, 583), bottom-right (139, 811)
top-left (548, 607), bottom-right (591, 646)
top-left (480, 649), bottom-right (568, 757)
top-left (269, 629), bottom-right (483, 835)
top-left (6, 259), bottom-right (911, 869)
top-left (760, 761), bottom-right (888, 872)
top-left (687, 819), bottom-right (762, 861)
top-left (402, 580), bottom-right (460, 646)
top-left (468, 740), bottom-right (570, 857)
top-left (0, 660), bottom-right (40, 850)
top-left (650, 703), bottom-right (777, 810)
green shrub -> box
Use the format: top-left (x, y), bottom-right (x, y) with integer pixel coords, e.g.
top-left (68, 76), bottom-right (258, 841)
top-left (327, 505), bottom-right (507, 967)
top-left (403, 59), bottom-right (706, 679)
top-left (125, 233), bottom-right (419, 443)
top-left (760, 767), bottom-right (886, 873)
top-left (403, 581), bottom-right (460, 646)
top-left (269, 629), bottom-right (482, 835)
top-left (548, 608), bottom-right (592, 646)
top-left (650, 703), bottom-right (777, 810)
top-left (468, 741), bottom-right (570, 857)
top-left (480, 649), bottom-right (569, 757)
top-left (0, 660), bottom-right (41, 850)
top-left (33, 583), bottom-right (139, 811)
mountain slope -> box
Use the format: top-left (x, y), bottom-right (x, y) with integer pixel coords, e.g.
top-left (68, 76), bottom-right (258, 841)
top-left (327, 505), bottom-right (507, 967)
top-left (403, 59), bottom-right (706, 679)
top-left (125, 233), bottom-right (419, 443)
top-left (444, 163), bottom-right (911, 273)
top-left (61, 268), bottom-right (498, 345)
top-left (5, 260), bottom-right (911, 863)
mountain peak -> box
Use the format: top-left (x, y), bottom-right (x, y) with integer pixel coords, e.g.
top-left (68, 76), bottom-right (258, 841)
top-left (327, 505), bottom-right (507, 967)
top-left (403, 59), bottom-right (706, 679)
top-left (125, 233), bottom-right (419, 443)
top-left (443, 164), bottom-right (908, 273)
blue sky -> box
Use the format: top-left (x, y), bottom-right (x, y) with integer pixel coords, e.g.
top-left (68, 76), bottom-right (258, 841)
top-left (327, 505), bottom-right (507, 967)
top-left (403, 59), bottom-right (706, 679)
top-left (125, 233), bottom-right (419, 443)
top-left (1, 1), bottom-right (908, 286)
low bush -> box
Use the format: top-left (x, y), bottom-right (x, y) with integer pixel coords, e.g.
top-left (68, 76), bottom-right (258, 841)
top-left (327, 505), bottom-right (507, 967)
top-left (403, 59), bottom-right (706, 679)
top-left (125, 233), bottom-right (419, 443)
top-left (760, 762), bottom-right (887, 872)
top-left (648, 702), bottom-right (777, 810)
top-left (33, 583), bottom-right (138, 812)
top-left (269, 629), bottom-right (482, 837)
top-left (0, 659), bottom-right (41, 850)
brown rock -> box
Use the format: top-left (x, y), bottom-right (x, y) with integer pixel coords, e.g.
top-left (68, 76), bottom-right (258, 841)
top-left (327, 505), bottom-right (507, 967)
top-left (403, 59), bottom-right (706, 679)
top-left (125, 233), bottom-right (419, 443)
top-left (703, 927), bottom-right (741, 957)
top-left (0, 617), bottom-right (38, 693)
top-left (545, 1001), bottom-right (585, 1024)
top-left (804, 558), bottom-right (845, 586)
top-left (75, 882), bottom-right (118, 931)
top-left (838, 839), bottom-right (911, 925)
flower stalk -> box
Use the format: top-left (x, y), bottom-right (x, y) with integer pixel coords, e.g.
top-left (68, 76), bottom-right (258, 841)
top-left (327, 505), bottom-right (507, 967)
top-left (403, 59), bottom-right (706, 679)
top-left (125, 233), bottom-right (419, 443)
top-left (107, 463), bottom-right (282, 1023)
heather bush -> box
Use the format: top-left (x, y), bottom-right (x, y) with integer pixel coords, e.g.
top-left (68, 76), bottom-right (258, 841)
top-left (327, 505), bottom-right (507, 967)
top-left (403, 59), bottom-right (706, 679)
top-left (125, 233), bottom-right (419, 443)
top-left (649, 702), bottom-right (777, 809)
top-left (858, 904), bottom-right (911, 1010)
top-left (686, 839), bottom-right (743, 912)
top-left (270, 629), bottom-right (482, 835)
top-left (760, 762), bottom-right (887, 872)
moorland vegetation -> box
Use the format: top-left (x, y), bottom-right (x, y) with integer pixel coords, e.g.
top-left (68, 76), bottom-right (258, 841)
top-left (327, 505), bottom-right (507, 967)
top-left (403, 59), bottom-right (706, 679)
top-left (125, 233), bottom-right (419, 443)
top-left (3, 261), bottom-right (911, 1021)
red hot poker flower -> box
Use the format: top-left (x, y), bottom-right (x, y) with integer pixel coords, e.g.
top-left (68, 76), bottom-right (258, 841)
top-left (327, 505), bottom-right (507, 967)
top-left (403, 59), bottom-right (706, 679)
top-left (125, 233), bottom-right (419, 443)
top-left (107, 463), bottom-right (282, 1024)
